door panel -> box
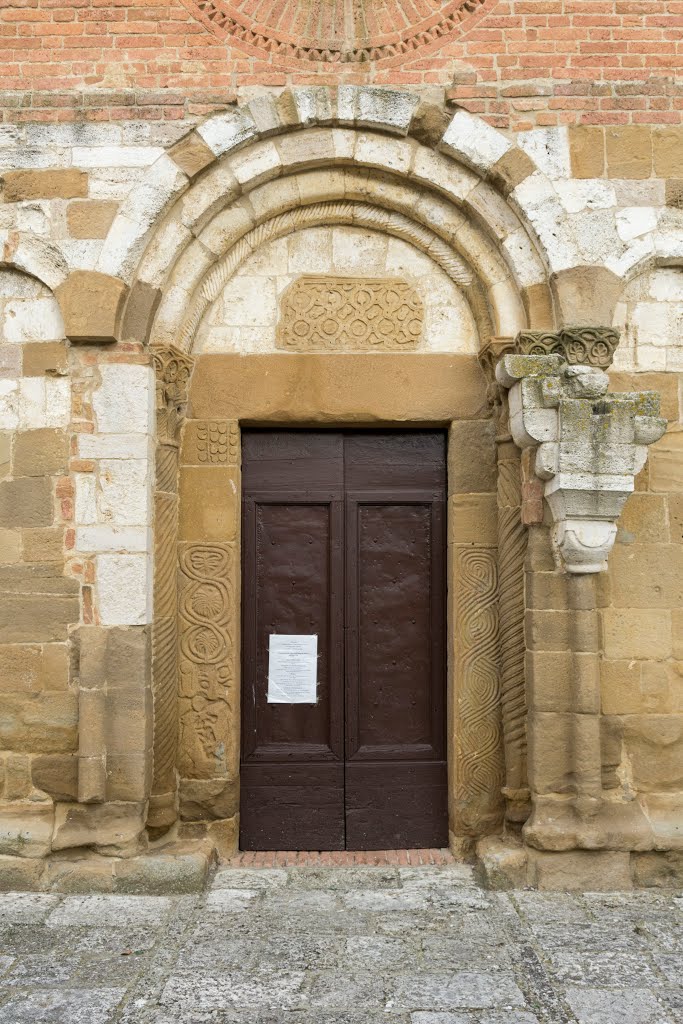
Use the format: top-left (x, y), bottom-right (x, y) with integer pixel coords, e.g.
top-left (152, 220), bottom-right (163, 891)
top-left (241, 429), bottom-right (447, 851)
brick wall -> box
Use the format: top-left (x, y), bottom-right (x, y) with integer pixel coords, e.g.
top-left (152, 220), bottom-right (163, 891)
top-left (1, 0), bottom-right (682, 130)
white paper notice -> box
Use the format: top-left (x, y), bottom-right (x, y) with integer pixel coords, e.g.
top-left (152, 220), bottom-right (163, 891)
top-left (267, 634), bottom-right (318, 704)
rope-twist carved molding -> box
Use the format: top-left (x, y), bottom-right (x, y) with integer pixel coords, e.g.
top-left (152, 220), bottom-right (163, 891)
top-left (178, 201), bottom-right (475, 352)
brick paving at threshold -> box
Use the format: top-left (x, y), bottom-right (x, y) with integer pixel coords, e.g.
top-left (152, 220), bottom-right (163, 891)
top-left (0, 858), bottom-right (680, 1024)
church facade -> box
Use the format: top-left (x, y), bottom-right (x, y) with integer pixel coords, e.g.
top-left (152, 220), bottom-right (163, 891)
top-left (1, 0), bottom-right (682, 891)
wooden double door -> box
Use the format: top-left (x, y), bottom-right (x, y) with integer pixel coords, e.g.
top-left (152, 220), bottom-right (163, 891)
top-left (240, 430), bottom-right (447, 851)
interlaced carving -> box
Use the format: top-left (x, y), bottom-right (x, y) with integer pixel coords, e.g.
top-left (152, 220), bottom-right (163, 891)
top-left (179, 201), bottom-right (474, 351)
top-left (177, 544), bottom-right (234, 779)
top-left (277, 276), bottom-right (424, 351)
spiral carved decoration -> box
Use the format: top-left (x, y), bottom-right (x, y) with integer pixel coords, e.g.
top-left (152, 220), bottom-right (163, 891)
top-left (455, 547), bottom-right (504, 833)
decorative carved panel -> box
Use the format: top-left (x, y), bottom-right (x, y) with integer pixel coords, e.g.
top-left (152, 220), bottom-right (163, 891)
top-left (516, 327), bottom-right (620, 369)
top-left (183, 420), bottom-right (239, 465)
top-left (455, 547), bottom-right (504, 834)
top-left (277, 276), bottom-right (424, 352)
top-left (177, 543), bottom-right (235, 780)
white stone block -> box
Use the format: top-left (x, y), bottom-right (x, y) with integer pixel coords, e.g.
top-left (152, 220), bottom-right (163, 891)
top-left (57, 239), bottom-right (103, 272)
top-left (74, 473), bottom-right (97, 525)
top-left (518, 127), bottom-right (570, 180)
top-left (288, 228), bottom-right (332, 274)
top-left (77, 433), bottom-right (152, 460)
top-left (223, 276), bottom-right (277, 327)
top-left (76, 525), bottom-right (150, 554)
top-left (411, 148), bottom-right (477, 204)
top-left (338, 86), bottom-right (418, 135)
top-left (8, 235), bottom-right (69, 291)
top-left (17, 378), bottom-right (45, 429)
top-left (291, 86), bottom-right (334, 126)
top-left (197, 109), bottom-right (258, 158)
top-left (92, 364), bottom-right (154, 435)
top-left (0, 270), bottom-right (43, 300)
top-left (0, 380), bottom-right (19, 429)
top-left (555, 180), bottom-right (616, 214)
top-left (97, 553), bottom-right (152, 626)
top-left (332, 227), bottom-right (387, 275)
top-left (502, 228), bottom-right (547, 288)
top-left (44, 379), bottom-right (70, 427)
top-left (97, 458), bottom-right (151, 526)
top-left (354, 134), bottom-right (414, 175)
top-left (440, 110), bottom-right (512, 172)
top-left (72, 146), bottom-right (164, 168)
top-left (2, 297), bottom-right (64, 344)
top-left (649, 268), bottom-right (683, 302)
top-left (616, 206), bottom-right (657, 243)
top-left (229, 141), bottom-right (282, 187)
top-left (512, 173), bottom-right (578, 274)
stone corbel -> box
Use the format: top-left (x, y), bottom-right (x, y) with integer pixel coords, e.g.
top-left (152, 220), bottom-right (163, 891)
top-left (495, 353), bottom-right (667, 573)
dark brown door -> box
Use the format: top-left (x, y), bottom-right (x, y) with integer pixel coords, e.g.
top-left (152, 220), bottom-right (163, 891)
top-left (241, 430), bottom-right (447, 851)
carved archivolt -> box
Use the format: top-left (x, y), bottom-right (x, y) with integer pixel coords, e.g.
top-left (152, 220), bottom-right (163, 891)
top-left (277, 276), bottom-right (424, 351)
top-left (179, 201), bottom-right (474, 351)
top-left (178, 543), bottom-right (234, 780)
top-left (455, 547), bottom-right (504, 832)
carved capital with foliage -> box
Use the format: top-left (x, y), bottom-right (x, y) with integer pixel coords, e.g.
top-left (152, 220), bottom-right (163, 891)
top-left (151, 345), bottom-right (194, 446)
top-left (515, 326), bottom-right (620, 369)
top-left (495, 354), bottom-right (667, 573)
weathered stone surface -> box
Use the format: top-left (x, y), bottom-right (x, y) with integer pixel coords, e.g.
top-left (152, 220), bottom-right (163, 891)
top-left (66, 200), bottom-right (118, 239)
top-left (1, 169), bottom-right (88, 201)
top-left (447, 420), bottom-right (496, 494)
top-left (450, 494), bottom-right (497, 546)
top-left (605, 125), bottom-right (652, 179)
top-left (13, 428), bottom-right (69, 477)
top-left (120, 281), bottom-right (162, 343)
top-left (0, 476), bottom-right (53, 528)
top-left (22, 527), bottom-right (64, 562)
top-left (22, 341), bottom-right (68, 376)
top-left (51, 801), bottom-right (146, 855)
top-left (32, 753), bottom-right (78, 800)
top-left (179, 778), bottom-right (239, 821)
top-left (190, 354), bottom-right (488, 423)
top-left (114, 851), bottom-right (212, 894)
top-left (652, 126), bottom-right (683, 178)
top-left (0, 692), bottom-right (78, 752)
top-left (0, 803), bottom-right (54, 858)
top-left (0, 643), bottom-right (69, 693)
top-left (528, 850), bottom-right (633, 890)
top-left (55, 270), bottom-right (128, 344)
top-left (169, 131), bottom-right (218, 178)
top-left (568, 125), bottom-right (605, 178)
top-left (178, 466), bottom-right (238, 542)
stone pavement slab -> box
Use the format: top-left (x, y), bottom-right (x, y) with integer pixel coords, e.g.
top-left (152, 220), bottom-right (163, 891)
top-left (0, 863), bottom-right (680, 1023)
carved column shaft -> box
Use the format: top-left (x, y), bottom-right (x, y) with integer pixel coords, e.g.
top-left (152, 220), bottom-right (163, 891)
top-left (148, 346), bottom-right (193, 836)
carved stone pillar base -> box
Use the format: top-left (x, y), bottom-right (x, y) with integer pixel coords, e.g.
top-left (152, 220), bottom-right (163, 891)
top-left (524, 794), bottom-right (655, 853)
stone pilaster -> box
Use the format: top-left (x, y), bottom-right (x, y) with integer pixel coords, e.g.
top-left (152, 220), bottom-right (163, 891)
top-left (147, 345), bottom-right (193, 837)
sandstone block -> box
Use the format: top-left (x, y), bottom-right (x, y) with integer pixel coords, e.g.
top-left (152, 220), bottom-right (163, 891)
top-left (526, 650), bottom-right (600, 714)
top-left (525, 609), bottom-right (599, 653)
top-left (0, 692), bottom-right (78, 752)
top-left (528, 711), bottom-right (599, 795)
top-left (106, 753), bottom-right (151, 802)
top-left (600, 659), bottom-right (642, 715)
top-left (490, 147), bottom-right (536, 193)
top-left (665, 178), bottom-right (683, 208)
top-left (55, 270), bottom-right (128, 344)
top-left (22, 528), bottom-right (64, 562)
top-left (475, 835), bottom-right (528, 890)
top-left (66, 200), bottom-right (118, 240)
top-left (114, 851), bottom-right (212, 894)
top-left (448, 420), bottom-right (496, 494)
top-left (631, 850), bottom-right (683, 888)
top-left (525, 525), bottom-right (555, 572)
top-left (179, 777), bottom-right (239, 821)
top-left (0, 476), bottom-right (53, 528)
top-left (640, 662), bottom-right (683, 714)
top-left (0, 433), bottom-right (9, 480)
top-left (44, 858), bottom-right (114, 893)
top-left (616, 493), bottom-right (669, 544)
top-left (1, 169), bottom-right (87, 201)
top-left (649, 431), bottom-right (683, 493)
top-left (0, 593), bottom-right (78, 644)
top-left (608, 372), bottom-right (679, 423)
top-left (32, 753), bottom-right (78, 801)
top-left (568, 125), bottom-right (605, 179)
top-left (605, 126), bottom-right (652, 179)
top-left (13, 428), bottom-right (69, 477)
top-left (0, 853), bottom-right (45, 891)
top-left (450, 494), bottom-right (497, 546)
top-left (0, 802), bottom-right (54, 858)
top-left (179, 466), bottom-right (239, 543)
top-left (602, 608), bottom-right (672, 660)
top-left (120, 281), bottom-right (161, 344)
top-left (0, 529), bottom-right (21, 564)
top-left (550, 266), bottom-right (622, 326)
top-left (51, 800), bottom-right (146, 855)
top-left (22, 341), bottom-right (68, 377)
top-left (652, 127), bottom-right (683, 178)
top-left (528, 850), bottom-right (632, 891)
top-left (167, 133), bottom-right (216, 179)
top-left (0, 643), bottom-right (69, 693)
top-left (409, 101), bottom-right (452, 149)
top-left (608, 544), bottom-right (683, 608)
top-left (669, 494), bottom-right (683, 547)
top-left (622, 714), bottom-right (683, 792)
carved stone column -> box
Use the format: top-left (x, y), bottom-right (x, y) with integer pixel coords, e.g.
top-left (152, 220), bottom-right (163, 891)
top-left (480, 338), bottom-right (531, 830)
top-left (147, 345), bottom-right (194, 837)
top-left (495, 338), bottom-right (667, 850)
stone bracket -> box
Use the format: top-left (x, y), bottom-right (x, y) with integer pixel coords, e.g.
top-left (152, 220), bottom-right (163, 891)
top-left (495, 353), bottom-right (667, 573)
